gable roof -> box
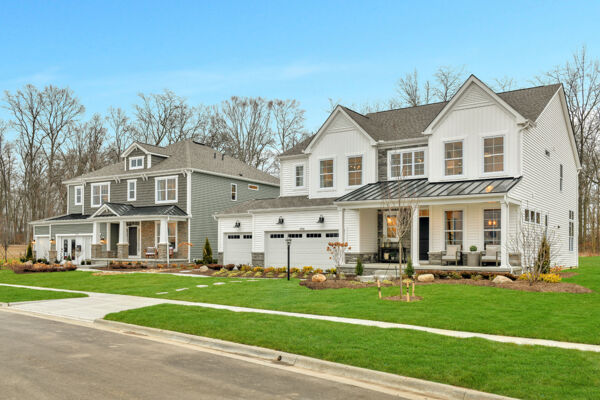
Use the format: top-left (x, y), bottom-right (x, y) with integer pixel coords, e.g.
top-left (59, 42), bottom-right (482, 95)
top-left (91, 203), bottom-right (188, 218)
top-left (280, 82), bottom-right (562, 156)
top-left (217, 196), bottom-right (336, 215)
top-left (64, 140), bottom-right (279, 186)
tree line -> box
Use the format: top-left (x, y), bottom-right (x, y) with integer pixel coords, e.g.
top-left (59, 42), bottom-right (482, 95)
top-left (0, 47), bottom-right (598, 254)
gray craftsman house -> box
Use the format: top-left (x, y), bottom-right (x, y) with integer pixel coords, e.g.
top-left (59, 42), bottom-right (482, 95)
top-left (30, 140), bottom-right (279, 264)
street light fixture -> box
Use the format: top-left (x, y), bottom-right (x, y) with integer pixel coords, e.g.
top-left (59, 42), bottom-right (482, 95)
top-left (285, 238), bottom-right (292, 280)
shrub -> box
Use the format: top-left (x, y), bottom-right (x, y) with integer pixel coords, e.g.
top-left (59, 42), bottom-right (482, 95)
top-left (301, 266), bottom-right (314, 274)
top-left (355, 258), bottom-right (364, 276)
top-left (519, 272), bottom-right (562, 283)
top-left (537, 235), bottom-right (551, 274)
top-left (449, 272), bottom-right (462, 280)
top-left (265, 272), bottom-right (274, 277)
top-left (290, 267), bottom-right (300, 273)
top-left (550, 265), bottom-right (564, 274)
top-left (240, 265), bottom-right (252, 272)
top-left (314, 268), bottom-right (323, 274)
top-left (264, 267), bottom-right (276, 274)
top-left (472, 274), bottom-right (483, 281)
top-left (254, 271), bottom-right (263, 277)
top-left (202, 238), bottom-right (214, 264)
top-left (26, 243), bottom-right (33, 261)
top-left (469, 245), bottom-right (477, 252)
top-left (276, 267), bottom-right (287, 273)
top-left (405, 257), bottom-right (415, 277)
top-left (382, 279), bottom-right (393, 285)
top-left (291, 272), bottom-right (298, 278)
top-left (244, 270), bottom-right (254, 276)
top-left (252, 266), bottom-right (264, 273)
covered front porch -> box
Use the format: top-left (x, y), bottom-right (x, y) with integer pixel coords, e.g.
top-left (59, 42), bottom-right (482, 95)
top-left (336, 177), bottom-right (523, 272)
top-left (89, 203), bottom-right (190, 263)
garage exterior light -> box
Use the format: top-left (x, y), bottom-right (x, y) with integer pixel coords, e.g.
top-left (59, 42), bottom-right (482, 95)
top-left (277, 216), bottom-right (284, 224)
top-left (234, 220), bottom-right (241, 228)
top-left (317, 215), bottom-right (325, 223)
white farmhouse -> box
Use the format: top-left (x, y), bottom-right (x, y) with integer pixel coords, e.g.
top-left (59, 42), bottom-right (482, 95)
top-left (216, 76), bottom-right (580, 272)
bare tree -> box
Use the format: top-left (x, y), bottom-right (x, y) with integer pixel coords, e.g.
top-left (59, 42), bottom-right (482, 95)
top-left (396, 69), bottom-right (424, 107)
top-left (106, 107), bottom-right (132, 162)
top-left (492, 76), bottom-right (516, 92)
top-left (433, 65), bottom-right (466, 101)
top-left (0, 122), bottom-right (16, 260)
top-left (272, 99), bottom-right (307, 153)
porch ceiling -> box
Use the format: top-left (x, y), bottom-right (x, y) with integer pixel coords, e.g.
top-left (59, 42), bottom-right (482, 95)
top-left (335, 177), bottom-right (521, 203)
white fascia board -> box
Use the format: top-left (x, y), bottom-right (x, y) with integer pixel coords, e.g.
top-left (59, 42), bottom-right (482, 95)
top-left (334, 194), bottom-right (506, 208)
top-left (423, 75), bottom-right (528, 135)
top-left (121, 143), bottom-right (168, 158)
top-left (376, 137), bottom-right (428, 149)
top-left (552, 89), bottom-right (582, 171)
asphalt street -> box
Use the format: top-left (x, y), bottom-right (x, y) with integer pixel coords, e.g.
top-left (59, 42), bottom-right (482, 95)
top-left (0, 311), bottom-right (403, 399)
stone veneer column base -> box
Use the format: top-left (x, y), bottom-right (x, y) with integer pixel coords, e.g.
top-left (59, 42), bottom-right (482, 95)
top-left (91, 244), bottom-right (102, 259)
top-left (251, 252), bottom-right (264, 267)
top-left (117, 243), bottom-right (129, 259)
top-left (48, 250), bottom-right (58, 263)
top-left (345, 252), bottom-right (378, 264)
top-left (217, 252), bottom-right (224, 264)
top-left (157, 243), bottom-right (168, 260)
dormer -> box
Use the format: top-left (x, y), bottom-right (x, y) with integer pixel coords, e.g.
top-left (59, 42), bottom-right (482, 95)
top-left (121, 142), bottom-right (169, 171)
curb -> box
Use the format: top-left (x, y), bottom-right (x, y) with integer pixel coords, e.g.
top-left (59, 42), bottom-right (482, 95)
top-left (95, 318), bottom-right (516, 400)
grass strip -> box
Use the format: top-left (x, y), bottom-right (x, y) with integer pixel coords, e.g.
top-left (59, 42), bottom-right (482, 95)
top-left (0, 285), bottom-right (86, 302)
top-left (105, 303), bottom-right (600, 400)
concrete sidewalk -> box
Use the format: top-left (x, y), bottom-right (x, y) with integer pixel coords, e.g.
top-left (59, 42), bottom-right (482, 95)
top-left (2, 282), bottom-right (599, 353)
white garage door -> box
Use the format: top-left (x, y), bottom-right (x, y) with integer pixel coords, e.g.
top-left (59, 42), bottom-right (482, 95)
top-left (264, 231), bottom-right (338, 268)
top-left (223, 233), bottom-right (252, 265)
top-left (34, 237), bottom-right (49, 260)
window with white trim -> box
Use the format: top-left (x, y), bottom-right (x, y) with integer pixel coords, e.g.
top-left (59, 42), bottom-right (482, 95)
top-left (444, 210), bottom-right (463, 247)
top-left (155, 221), bottom-right (177, 250)
top-left (444, 141), bottom-right (463, 176)
top-left (74, 186), bottom-right (83, 206)
top-left (129, 156), bottom-right (144, 170)
top-left (390, 149), bottom-right (425, 178)
top-left (231, 183), bottom-right (237, 201)
top-left (127, 180), bottom-right (137, 201)
top-left (483, 209), bottom-right (501, 246)
top-left (295, 165), bottom-right (304, 187)
top-left (91, 182), bottom-right (110, 207)
top-left (569, 210), bottom-right (575, 251)
top-left (347, 156), bottom-right (362, 186)
top-left (483, 136), bottom-right (504, 173)
top-left (155, 176), bottom-right (177, 203)
top-left (319, 159), bottom-right (334, 188)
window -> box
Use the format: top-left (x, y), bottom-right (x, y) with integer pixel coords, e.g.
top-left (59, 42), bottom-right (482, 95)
top-left (389, 149), bottom-right (425, 178)
top-left (91, 182), bottom-right (110, 207)
top-left (530, 210), bottom-right (535, 223)
top-left (155, 221), bottom-right (177, 250)
top-left (347, 156), bottom-right (362, 186)
top-left (560, 164), bottom-right (563, 191)
top-left (127, 180), bottom-right (137, 201)
top-left (524, 209), bottom-right (529, 222)
top-left (307, 233), bottom-right (322, 238)
top-left (227, 234), bottom-right (240, 239)
top-left (384, 213), bottom-right (397, 239)
top-left (295, 165), bottom-right (304, 187)
top-left (536, 212), bottom-right (541, 224)
top-left (270, 233), bottom-right (284, 239)
top-left (74, 186), bottom-right (83, 206)
top-left (231, 183), bottom-right (237, 201)
top-left (445, 141), bottom-right (463, 176)
top-left (444, 210), bottom-right (463, 246)
top-left (129, 156), bottom-right (144, 170)
top-left (483, 136), bottom-right (504, 173)
top-left (288, 233), bottom-right (302, 238)
top-left (248, 184), bottom-right (259, 191)
top-left (326, 232), bottom-right (339, 238)
top-left (243, 234), bottom-right (252, 239)
top-left (569, 210), bottom-right (575, 251)
top-left (483, 209), bottom-right (501, 246)
top-left (320, 159), bottom-right (334, 188)
top-left (155, 176), bottom-right (177, 203)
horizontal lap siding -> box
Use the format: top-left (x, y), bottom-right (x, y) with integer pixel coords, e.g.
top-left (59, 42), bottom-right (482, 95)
top-left (34, 226), bottom-right (49, 235)
top-left (217, 216), bottom-right (252, 252)
top-left (68, 185), bottom-right (83, 214)
top-left (191, 173), bottom-right (279, 260)
top-left (49, 223), bottom-right (93, 239)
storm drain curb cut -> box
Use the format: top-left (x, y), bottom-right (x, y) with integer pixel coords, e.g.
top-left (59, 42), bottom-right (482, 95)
top-left (95, 318), bottom-right (516, 400)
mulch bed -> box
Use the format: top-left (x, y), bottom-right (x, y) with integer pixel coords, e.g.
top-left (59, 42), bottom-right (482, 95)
top-left (559, 271), bottom-right (579, 278)
top-left (300, 279), bottom-right (400, 290)
top-left (384, 295), bottom-right (423, 302)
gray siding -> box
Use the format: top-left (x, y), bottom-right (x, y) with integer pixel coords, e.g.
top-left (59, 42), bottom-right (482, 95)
top-left (83, 173), bottom-right (187, 211)
top-left (34, 225), bottom-right (49, 235)
top-left (151, 154), bottom-right (167, 167)
top-left (125, 148), bottom-right (146, 171)
top-left (68, 185), bottom-right (83, 214)
top-left (49, 223), bottom-right (93, 239)
top-left (190, 173), bottom-right (279, 260)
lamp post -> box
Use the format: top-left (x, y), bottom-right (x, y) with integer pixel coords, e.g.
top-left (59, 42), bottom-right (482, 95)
top-left (285, 238), bottom-right (292, 280)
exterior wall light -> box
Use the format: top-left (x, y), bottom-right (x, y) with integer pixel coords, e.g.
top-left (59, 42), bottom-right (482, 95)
top-left (317, 215), bottom-right (325, 223)
top-left (277, 216), bottom-right (284, 224)
top-left (234, 220), bottom-right (241, 228)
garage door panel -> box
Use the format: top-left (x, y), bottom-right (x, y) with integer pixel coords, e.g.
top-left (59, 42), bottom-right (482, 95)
top-left (223, 233), bottom-right (252, 265)
top-left (265, 231), bottom-right (338, 268)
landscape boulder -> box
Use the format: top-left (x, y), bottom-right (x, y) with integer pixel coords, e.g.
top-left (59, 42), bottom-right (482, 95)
top-left (417, 273), bottom-right (435, 282)
top-left (199, 265), bottom-right (209, 272)
top-left (492, 275), bottom-right (513, 284)
top-left (24, 260), bottom-right (33, 266)
top-left (311, 273), bottom-right (327, 283)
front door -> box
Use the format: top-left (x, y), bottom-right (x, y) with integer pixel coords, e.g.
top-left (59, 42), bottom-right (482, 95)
top-left (419, 217), bottom-right (429, 261)
top-left (128, 226), bottom-right (138, 257)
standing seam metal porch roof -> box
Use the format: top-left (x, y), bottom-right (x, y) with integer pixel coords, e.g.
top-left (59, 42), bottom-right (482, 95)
top-left (335, 177), bottom-right (522, 202)
top-left (93, 203), bottom-right (188, 217)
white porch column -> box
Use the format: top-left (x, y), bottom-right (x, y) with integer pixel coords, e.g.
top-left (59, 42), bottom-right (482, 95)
top-left (501, 200), bottom-right (509, 267)
top-left (411, 206), bottom-right (420, 266)
top-left (159, 218), bottom-right (168, 244)
top-left (118, 221), bottom-right (127, 244)
top-left (92, 221), bottom-right (99, 244)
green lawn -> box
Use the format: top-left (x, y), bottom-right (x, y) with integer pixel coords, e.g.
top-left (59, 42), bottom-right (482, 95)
top-left (0, 257), bottom-right (598, 343)
top-left (0, 285), bottom-right (86, 302)
top-left (106, 304), bottom-right (600, 400)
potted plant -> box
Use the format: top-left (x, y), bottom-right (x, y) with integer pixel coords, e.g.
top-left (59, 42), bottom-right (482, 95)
top-left (467, 245), bottom-right (481, 267)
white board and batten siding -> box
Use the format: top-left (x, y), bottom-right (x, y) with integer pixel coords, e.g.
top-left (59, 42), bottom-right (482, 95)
top-left (427, 83), bottom-right (521, 182)
top-left (307, 112), bottom-right (377, 199)
top-left (279, 158), bottom-right (309, 197)
top-left (509, 91), bottom-right (579, 267)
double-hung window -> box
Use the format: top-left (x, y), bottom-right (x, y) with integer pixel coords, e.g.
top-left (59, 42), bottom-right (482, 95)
top-left (444, 210), bottom-right (463, 247)
top-left (483, 136), bottom-right (504, 173)
top-left (129, 156), bottom-right (144, 170)
top-left (91, 182), bottom-right (110, 207)
top-left (155, 221), bottom-right (177, 250)
top-left (569, 210), bottom-right (575, 251)
top-left (295, 165), bottom-right (304, 187)
top-left (483, 209), bottom-right (501, 246)
top-left (231, 183), bottom-right (237, 201)
top-left (127, 180), bottom-right (137, 201)
top-left (347, 156), bottom-right (362, 186)
top-left (155, 176), bottom-right (177, 203)
top-left (560, 164), bottom-right (564, 191)
top-left (444, 141), bottom-right (463, 176)
top-left (389, 149), bottom-right (425, 178)
top-left (74, 186), bottom-right (83, 206)
top-left (319, 159), bottom-right (334, 188)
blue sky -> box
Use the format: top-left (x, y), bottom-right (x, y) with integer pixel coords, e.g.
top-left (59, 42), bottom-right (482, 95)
top-left (1, 0), bottom-right (598, 135)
